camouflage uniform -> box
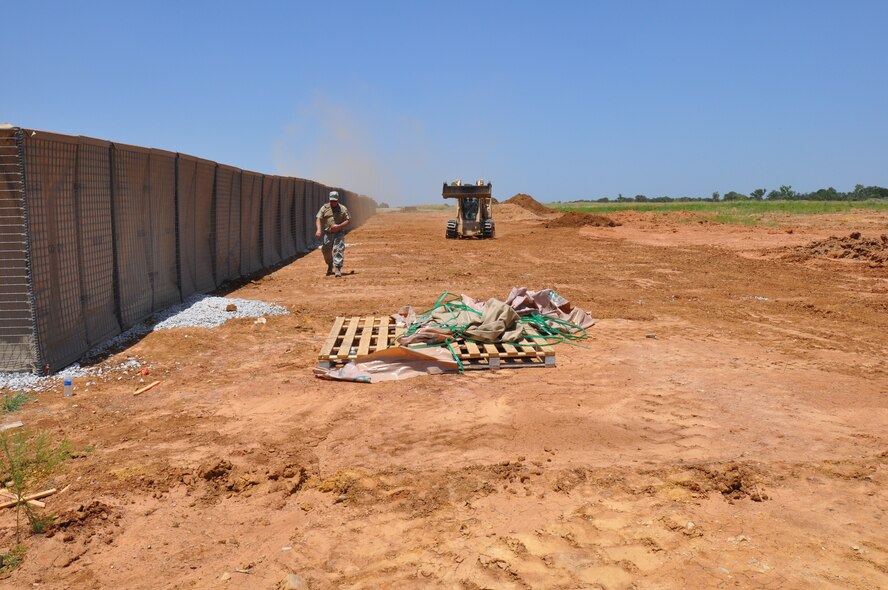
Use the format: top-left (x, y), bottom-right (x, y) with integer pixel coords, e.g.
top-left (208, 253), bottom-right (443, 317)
top-left (316, 202), bottom-right (350, 274)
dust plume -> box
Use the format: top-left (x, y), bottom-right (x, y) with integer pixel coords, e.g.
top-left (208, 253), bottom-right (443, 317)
top-left (273, 96), bottom-right (430, 205)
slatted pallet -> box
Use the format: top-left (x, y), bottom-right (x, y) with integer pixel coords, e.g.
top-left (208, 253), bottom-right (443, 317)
top-left (317, 316), bottom-right (555, 369)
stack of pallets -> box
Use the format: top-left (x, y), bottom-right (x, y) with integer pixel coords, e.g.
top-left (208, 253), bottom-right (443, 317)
top-left (317, 316), bottom-right (555, 369)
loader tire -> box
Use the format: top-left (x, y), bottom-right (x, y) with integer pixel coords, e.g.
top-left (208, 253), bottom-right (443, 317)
top-left (445, 220), bottom-right (458, 239)
top-left (482, 219), bottom-right (495, 239)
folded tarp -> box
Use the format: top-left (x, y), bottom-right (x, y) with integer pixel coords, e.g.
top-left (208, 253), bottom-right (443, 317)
top-left (314, 346), bottom-right (458, 383)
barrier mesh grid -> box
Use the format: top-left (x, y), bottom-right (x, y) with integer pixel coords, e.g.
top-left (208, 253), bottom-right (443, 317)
top-left (77, 138), bottom-right (120, 345)
top-left (22, 134), bottom-right (88, 371)
top-left (0, 129), bottom-right (39, 372)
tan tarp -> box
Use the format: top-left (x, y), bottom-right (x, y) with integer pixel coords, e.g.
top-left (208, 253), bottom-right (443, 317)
top-left (314, 346), bottom-right (458, 383)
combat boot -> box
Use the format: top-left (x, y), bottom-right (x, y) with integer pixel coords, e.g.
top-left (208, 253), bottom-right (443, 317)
top-left (326, 264), bottom-right (333, 276)
top-left (334, 267), bottom-right (342, 278)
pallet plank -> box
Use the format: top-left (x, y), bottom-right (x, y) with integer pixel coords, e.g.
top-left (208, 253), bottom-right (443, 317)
top-left (335, 317), bottom-right (361, 359)
top-left (500, 342), bottom-right (519, 356)
top-left (523, 325), bottom-right (555, 353)
top-left (376, 317), bottom-right (390, 352)
top-left (393, 324), bottom-right (405, 345)
top-left (319, 316), bottom-right (346, 359)
top-left (465, 340), bottom-right (482, 358)
top-left (357, 317), bottom-right (375, 356)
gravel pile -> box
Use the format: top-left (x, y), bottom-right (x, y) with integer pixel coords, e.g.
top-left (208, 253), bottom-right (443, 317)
top-left (152, 296), bottom-right (288, 330)
top-left (0, 296), bottom-right (287, 393)
top-left (0, 358), bottom-right (144, 393)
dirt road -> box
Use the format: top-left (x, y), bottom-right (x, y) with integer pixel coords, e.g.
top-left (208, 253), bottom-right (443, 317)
top-left (2, 205), bottom-right (887, 589)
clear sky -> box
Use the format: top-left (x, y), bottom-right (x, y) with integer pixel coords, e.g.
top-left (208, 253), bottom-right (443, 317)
top-left (6, 1), bottom-right (887, 204)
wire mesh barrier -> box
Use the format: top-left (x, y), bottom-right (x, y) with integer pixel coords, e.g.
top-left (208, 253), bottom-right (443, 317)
top-left (0, 127), bottom-right (376, 373)
top-left (0, 129), bottom-right (40, 372)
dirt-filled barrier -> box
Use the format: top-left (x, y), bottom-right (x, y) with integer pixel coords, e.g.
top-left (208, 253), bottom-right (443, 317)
top-left (0, 127), bottom-right (377, 372)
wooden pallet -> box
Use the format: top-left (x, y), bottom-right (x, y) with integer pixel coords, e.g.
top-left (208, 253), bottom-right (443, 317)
top-left (317, 316), bottom-right (555, 369)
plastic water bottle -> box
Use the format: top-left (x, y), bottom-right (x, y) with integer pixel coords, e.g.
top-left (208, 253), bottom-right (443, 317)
top-left (63, 379), bottom-right (73, 397)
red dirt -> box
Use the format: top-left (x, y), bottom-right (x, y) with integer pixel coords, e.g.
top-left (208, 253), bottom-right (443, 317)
top-left (503, 193), bottom-right (554, 215)
top-left (2, 208), bottom-right (888, 589)
top-left (786, 232), bottom-right (888, 266)
top-left (544, 210), bottom-right (621, 228)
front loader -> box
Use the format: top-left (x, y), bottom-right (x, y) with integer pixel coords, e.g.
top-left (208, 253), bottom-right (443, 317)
top-left (443, 180), bottom-right (495, 239)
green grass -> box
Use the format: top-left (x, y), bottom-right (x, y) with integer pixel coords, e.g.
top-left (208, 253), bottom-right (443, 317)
top-left (0, 545), bottom-right (26, 574)
top-left (1, 392), bottom-right (33, 413)
top-left (547, 199), bottom-right (888, 225)
top-left (551, 199), bottom-right (888, 214)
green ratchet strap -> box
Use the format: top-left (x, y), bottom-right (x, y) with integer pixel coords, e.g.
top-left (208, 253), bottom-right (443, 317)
top-left (396, 293), bottom-right (591, 365)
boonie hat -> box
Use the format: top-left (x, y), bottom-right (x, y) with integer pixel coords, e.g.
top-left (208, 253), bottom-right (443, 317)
top-left (329, 191), bottom-right (339, 201)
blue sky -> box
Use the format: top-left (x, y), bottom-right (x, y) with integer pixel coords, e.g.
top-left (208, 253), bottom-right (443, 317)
top-left (6, 1), bottom-right (887, 204)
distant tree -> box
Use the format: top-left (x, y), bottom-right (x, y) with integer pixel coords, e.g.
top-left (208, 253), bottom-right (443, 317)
top-left (723, 191), bottom-right (748, 201)
top-left (778, 185), bottom-right (796, 198)
top-left (868, 186), bottom-right (888, 199)
top-left (811, 187), bottom-right (839, 200)
top-left (378, 201), bottom-right (390, 208)
top-left (750, 188), bottom-right (766, 200)
top-left (711, 191), bottom-right (720, 201)
top-left (767, 185), bottom-right (796, 200)
top-left (634, 194), bottom-right (649, 202)
top-left (596, 197), bottom-right (609, 202)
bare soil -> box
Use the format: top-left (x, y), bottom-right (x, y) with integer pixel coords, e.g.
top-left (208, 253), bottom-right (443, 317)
top-left (2, 208), bottom-right (888, 589)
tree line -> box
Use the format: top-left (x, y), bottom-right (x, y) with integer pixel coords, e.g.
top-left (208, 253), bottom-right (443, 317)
top-left (591, 184), bottom-right (888, 203)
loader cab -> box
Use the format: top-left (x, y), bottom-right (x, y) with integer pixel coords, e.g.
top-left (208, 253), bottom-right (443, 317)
top-left (443, 180), bottom-right (495, 239)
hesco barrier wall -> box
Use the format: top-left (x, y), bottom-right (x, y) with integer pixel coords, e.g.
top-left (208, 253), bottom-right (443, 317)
top-left (0, 127), bottom-right (376, 373)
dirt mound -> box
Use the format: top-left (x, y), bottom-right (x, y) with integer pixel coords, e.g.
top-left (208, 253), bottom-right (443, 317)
top-left (790, 232), bottom-right (888, 265)
top-left (493, 203), bottom-right (546, 221)
top-left (503, 193), bottom-right (553, 215)
top-left (544, 210), bottom-right (620, 228)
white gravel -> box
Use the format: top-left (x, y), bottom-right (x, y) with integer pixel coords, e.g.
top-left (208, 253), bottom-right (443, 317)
top-left (0, 358), bottom-right (144, 394)
top-left (0, 296), bottom-right (287, 393)
top-left (152, 296), bottom-right (288, 330)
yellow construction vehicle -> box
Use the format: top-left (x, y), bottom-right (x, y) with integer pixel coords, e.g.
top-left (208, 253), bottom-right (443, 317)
top-left (443, 180), bottom-right (495, 239)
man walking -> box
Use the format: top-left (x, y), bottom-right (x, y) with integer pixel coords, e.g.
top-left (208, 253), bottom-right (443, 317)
top-left (315, 191), bottom-right (351, 277)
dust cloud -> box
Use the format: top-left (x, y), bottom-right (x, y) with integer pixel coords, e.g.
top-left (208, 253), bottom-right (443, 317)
top-left (273, 96), bottom-right (432, 205)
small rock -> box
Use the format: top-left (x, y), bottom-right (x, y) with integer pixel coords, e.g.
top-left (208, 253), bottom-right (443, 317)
top-left (225, 304), bottom-right (238, 312)
top-left (220, 572), bottom-right (231, 581)
top-left (851, 545), bottom-right (862, 553)
top-left (686, 521), bottom-right (695, 530)
top-left (850, 232), bottom-right (861, 240)
top-left (281, 546), bottom-right (292, 551)
top-left (645, 333), bottom-right (657, 339)
top-left (718, 567), bottom-right (729, 575)
top-left (284, 573), bottom-right (308, 590)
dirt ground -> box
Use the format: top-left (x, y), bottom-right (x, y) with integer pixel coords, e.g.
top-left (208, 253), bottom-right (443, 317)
top-left (2, 204), bottom-right (888, 589)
